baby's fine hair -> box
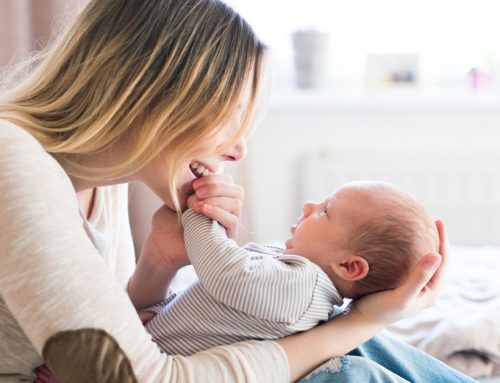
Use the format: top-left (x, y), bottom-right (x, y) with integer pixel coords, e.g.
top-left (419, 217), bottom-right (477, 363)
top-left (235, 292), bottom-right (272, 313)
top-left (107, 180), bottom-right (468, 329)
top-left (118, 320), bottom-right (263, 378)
top-left (345, 182), bottom-right (439, 298)
top-left (0, 0), bottom-right (267, 210)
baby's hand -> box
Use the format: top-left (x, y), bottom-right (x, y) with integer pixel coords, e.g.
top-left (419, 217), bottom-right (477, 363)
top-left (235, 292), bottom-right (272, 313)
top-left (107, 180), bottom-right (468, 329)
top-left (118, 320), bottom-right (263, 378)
top-left (187, 174), bottom-right (244, 239)
top-left (139, 311), bottom-right (156, 325)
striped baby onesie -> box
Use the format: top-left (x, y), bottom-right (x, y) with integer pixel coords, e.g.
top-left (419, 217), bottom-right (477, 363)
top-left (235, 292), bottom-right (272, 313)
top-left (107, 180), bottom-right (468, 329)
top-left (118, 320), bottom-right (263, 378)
top-left (145, 209), bottom-right (344, 355)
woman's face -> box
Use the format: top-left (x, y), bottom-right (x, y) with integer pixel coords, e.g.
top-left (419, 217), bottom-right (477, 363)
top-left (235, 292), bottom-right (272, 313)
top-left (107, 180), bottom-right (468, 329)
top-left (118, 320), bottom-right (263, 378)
top-left (136, 81), bottom-right (252, 210)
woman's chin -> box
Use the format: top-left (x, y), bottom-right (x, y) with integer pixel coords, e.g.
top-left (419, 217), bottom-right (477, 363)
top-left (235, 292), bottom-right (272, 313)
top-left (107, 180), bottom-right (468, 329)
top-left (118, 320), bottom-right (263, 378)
top-left (159, 189), bottom-right (188, 211)
top-left (163, 198), bottom-right (178, 211)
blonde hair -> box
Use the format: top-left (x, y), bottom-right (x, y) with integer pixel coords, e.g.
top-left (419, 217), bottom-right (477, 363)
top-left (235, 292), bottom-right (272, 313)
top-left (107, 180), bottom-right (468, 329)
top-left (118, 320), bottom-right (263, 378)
top-left (0, 0), bottom-right (266, 209)
top-left (344, 183), bottom-right (439, 298)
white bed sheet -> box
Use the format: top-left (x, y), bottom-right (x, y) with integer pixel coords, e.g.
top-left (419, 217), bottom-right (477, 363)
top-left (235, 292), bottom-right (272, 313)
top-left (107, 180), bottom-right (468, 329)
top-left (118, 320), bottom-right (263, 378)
top-left (387, 245), bottom-right (500, 380)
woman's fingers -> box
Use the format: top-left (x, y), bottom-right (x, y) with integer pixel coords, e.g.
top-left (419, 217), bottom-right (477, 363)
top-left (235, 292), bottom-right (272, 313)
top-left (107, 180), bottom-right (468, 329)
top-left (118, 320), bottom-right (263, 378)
top-left (397, 252), bottom-right (441, 308)
top-left (200, 204), bottom-right (239, 239)
top-left (436, 219), bottom-right (448, 259)
top-left (35, 365), bottom-right (50, 378)
top-left (35, 365), bottom-right (56, 383)
top-left (354, 252), bottom-right (442, 326)
top-left (431, 219), bottom-right (449, 288)
top-left (397, 220), bottom-right (447, 309)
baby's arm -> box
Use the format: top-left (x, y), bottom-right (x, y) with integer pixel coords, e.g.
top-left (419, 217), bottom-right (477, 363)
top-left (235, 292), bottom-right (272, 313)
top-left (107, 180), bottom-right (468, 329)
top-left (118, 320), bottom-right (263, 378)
top-left (182, 209), bottom-right (319, 323)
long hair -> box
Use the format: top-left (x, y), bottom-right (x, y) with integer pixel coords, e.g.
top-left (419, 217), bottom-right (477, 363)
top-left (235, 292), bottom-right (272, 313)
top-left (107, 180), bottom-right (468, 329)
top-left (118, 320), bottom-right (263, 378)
top-left (0, 0), bottom-right (266, 209)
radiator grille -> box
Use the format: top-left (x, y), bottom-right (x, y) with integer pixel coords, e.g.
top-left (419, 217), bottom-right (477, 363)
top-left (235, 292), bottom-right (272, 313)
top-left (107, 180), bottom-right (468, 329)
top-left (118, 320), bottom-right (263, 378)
top-left (301, 152), bottom-right (500, 245)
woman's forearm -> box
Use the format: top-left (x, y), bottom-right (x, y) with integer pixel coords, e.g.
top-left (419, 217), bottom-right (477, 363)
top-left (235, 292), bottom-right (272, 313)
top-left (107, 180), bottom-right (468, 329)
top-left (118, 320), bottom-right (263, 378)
top-left (277, 307), bottom-right (384, 381)
top-left (128, 251), bottom-right (178, 310)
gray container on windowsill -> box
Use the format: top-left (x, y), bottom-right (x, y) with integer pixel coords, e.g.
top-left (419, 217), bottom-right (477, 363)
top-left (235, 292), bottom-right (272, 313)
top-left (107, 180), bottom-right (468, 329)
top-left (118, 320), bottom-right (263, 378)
top-left (292, 29), bottom-right (329, 89)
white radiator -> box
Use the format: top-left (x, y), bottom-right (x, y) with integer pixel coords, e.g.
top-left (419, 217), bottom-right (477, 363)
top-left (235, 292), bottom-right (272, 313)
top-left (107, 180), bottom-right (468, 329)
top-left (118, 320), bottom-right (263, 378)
top-left (301, 151), bottom-right (500, 245)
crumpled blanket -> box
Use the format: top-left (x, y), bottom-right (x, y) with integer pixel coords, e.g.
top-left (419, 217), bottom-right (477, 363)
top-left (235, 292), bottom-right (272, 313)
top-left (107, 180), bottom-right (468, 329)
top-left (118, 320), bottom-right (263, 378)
top-left (387, 245), bottom-right (500, 378)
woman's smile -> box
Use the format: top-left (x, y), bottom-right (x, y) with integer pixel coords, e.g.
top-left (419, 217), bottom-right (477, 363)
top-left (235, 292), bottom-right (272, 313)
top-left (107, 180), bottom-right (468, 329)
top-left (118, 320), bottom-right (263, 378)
top-left (189, 161), bottom-right (216, 178)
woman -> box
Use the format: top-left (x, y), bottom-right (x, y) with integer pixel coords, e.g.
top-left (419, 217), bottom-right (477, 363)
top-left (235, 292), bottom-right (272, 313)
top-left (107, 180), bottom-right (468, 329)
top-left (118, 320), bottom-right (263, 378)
top-left (0, 0), bottom-right (475, 382)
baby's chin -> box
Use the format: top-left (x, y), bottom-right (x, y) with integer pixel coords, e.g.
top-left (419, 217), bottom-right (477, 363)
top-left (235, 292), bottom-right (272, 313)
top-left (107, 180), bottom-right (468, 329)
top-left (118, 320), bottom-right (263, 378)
top-left (283, 239), bottom-right (293, 253)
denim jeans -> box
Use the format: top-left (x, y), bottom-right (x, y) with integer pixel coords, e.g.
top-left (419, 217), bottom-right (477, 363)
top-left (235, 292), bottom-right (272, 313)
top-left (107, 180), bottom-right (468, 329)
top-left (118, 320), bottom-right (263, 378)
top-left (299, 331), bottom-right (479, 383)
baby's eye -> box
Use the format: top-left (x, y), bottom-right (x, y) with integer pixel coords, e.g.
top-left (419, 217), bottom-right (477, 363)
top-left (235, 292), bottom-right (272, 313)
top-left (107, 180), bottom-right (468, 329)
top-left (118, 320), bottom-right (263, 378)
top-left (319, 209), bottom-right (328, 217)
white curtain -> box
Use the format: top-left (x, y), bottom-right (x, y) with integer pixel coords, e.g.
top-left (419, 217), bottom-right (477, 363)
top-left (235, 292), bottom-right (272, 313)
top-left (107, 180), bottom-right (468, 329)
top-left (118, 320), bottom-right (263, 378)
top-left (0, 0), bottom-right (85, 70)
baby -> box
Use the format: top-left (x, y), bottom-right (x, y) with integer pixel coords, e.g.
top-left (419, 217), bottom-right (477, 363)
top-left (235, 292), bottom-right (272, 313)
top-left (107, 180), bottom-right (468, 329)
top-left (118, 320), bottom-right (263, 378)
top-left (143, 180), bottom-right (439, 355)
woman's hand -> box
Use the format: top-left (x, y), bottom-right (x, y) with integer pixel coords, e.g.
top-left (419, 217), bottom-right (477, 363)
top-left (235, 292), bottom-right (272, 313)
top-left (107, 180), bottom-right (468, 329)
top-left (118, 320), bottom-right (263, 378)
top-left (187, 174), bottom-right (244, 239)
top-left (352, 218), bottom-right (448, 326)
top-left (141, 205), bottom-right (188, 270)
top-left (35, 365), bottom-right (59, 383)
top-left (129, 206), bottom-right (187, 310)
top-left (278, 219), bottom-right (448, 381)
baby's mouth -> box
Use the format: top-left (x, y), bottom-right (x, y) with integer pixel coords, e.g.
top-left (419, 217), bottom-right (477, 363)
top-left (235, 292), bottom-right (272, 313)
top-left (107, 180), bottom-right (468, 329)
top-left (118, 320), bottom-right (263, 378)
top-left (189, 161), bottom-right (213, 178)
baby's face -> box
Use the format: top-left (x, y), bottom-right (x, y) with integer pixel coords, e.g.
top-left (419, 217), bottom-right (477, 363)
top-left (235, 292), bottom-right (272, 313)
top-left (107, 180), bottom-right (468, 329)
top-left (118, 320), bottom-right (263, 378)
top-left (284, 185), bottom-right (363, 265)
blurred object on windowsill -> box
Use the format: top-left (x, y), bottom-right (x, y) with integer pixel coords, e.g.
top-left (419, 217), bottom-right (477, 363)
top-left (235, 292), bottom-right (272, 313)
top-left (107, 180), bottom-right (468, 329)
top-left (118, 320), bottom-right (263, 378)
top-left (365, 53), bottom-right (419, 88)
top-left (291, 29), bottom-right (330, 89)
top-left (469, 67), bottom-right (493, 90)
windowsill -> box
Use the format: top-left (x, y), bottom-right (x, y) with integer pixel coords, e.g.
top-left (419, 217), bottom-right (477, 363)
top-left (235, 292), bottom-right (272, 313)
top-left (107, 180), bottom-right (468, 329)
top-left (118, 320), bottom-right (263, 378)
top-left (268, 87), bottom-right (500, 112)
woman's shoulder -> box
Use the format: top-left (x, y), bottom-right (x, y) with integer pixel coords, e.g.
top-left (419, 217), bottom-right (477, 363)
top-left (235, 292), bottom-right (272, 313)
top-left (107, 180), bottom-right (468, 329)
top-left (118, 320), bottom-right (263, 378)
top-left (0, 119), bottom-right (54, 169)
top-left (0, 119), bottom-right (69, 174)
top-left (0, 119), bottom-right (43, 148)
top-left (0, 119), bottom-right (76, 199)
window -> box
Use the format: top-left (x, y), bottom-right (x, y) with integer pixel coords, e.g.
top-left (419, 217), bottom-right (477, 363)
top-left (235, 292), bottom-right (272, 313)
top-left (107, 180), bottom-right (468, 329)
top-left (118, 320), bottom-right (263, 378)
top-left (226, 0), bottom-right (500, 89)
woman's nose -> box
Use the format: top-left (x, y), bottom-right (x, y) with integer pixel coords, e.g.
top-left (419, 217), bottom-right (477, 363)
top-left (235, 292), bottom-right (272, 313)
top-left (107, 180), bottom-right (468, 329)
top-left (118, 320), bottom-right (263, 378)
top-left (224, 137), bottom-right (247, 162)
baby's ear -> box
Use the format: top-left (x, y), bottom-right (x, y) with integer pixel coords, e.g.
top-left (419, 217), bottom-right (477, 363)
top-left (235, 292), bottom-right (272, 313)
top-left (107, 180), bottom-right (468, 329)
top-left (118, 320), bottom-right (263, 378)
top-left (330, 255), bottom-right (369, 281)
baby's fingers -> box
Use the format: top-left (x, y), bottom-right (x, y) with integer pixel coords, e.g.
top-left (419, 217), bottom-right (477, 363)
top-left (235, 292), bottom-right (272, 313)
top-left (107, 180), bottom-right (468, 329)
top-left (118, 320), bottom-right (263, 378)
top-left (193, 174), bottom-right (243, 196)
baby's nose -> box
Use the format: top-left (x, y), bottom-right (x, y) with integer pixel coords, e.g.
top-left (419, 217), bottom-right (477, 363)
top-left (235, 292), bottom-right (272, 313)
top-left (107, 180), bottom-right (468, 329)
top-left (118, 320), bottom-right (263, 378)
top-left (302, 202), bottom-right (315, 217)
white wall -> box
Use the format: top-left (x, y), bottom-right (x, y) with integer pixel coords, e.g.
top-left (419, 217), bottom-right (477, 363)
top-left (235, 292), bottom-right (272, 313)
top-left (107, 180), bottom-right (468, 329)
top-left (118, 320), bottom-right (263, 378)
top-left (242, 89), bottom-right (500, 244)
top-left (129, 89), bottom-right (500, 252)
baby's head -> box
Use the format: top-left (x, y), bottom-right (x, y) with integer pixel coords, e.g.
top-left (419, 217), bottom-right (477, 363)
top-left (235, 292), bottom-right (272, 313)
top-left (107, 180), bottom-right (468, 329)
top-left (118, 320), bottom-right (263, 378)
top-left (284, 181), bottom-right (439, 299)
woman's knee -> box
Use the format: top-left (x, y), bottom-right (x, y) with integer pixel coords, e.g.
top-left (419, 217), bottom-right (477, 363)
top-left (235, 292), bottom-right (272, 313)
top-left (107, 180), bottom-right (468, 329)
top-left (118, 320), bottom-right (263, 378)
top-left (298, 355), bottom-right (409, 383)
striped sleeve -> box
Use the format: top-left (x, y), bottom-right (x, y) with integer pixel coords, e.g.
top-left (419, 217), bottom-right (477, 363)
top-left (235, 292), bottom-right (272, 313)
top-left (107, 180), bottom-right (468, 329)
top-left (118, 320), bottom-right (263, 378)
top-left (181, 209), bottom-right (319, 323)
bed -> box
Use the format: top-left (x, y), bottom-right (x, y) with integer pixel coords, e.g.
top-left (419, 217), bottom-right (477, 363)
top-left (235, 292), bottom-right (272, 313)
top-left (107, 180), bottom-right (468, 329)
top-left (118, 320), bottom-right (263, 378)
top-left (387, 244), bottom-right (500, 380)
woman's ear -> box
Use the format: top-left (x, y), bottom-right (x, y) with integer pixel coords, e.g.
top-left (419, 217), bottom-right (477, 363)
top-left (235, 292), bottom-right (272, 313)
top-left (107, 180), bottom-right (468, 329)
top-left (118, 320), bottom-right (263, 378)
top-left (330, 255), bottom-right (369, 281)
